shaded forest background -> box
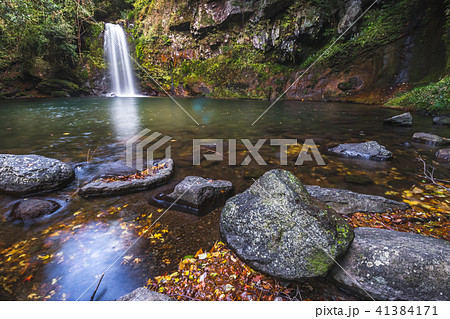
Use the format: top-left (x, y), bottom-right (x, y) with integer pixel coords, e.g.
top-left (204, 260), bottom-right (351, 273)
top-left (0, 0), bottom-right (449, 110)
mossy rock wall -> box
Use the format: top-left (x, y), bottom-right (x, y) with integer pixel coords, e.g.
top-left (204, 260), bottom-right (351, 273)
top-left (126, 0), bottom-right (449, 104)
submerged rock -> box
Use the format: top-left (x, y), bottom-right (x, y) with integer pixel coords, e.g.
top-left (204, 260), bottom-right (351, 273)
top-left (305, 185), bottom-right (410, 215)
top-left (383, 112), bottom-right (412, 126)
top-left (79, 158), bottom-right (173, 198)
top-left (412, 132), bottom-right (450, 146)
top-left (328, 141), bottom-right (393, 161)
top-left (331, 227), bottom-right (450, 300)
top-left (343, 174), bottom-right (373, 185)
top-left (116, 287), bottom-right (173, 301)
top-left (220, 169), bottom-right (354, 281)
top-left (0, 154), bottom-right (75, 196)
top-left (432, 116), bottom-right (450, 126)
top-left (436, 148), bottom-right (450, 163)
top-left (163, 176), bottom-right (233, 211)
top-left (9, 199), bottom-right (60, 221)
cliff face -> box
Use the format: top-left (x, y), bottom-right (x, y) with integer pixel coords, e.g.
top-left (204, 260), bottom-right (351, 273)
top-left (129, 0), bottom-right (449, 103)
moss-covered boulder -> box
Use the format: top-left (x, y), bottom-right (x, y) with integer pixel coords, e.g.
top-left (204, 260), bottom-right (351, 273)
top-left (220, 169), bottom-right (354, 281)
top-left (37, 79), bottom-right (80, 95)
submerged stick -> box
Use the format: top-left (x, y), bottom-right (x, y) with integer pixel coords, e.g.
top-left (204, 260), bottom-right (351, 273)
top-left (90, 273), bottom-right (105, 301)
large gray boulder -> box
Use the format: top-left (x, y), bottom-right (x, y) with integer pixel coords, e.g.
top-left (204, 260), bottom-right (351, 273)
top-left (220, 169), bottom-right (354, 281)
top-left (79, 158), bottom-right (173, 198)
top-left (328, 141), bottom-right (393, 161)
top-left (116, 287), bottom-right (173, 301)
top-left (0, 154), bottom-right (74, 196)
top-left (166, 176), bottom-right (233, 209)
top-left (412, 133), bottom-right (450, 146)
top-left (305, 185), bottom-right (410, 215)
top-left (9, 199), bottom-right (60, 221)
top-left (331, 227), bottom-right (450, 300)
top-left (383, 112), bottom-right (412, 126)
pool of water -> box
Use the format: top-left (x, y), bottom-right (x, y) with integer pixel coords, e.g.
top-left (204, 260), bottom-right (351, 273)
top-left (0, 97), bottom-right (448, 300)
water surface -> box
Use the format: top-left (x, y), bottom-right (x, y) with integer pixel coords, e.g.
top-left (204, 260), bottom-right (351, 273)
top-left (0, 97), bottom-right (448, 300)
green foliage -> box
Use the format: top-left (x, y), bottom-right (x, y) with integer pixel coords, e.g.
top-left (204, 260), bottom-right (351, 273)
top-left (0, 0), bottom-right (90, 73)
top-left (83, 23), bottom-right (106, 73)
top-left (312, 0), bottom-right (418, 68)
top-left (92, 0), bottom-right (134, 20)
top-left (386, 76), bottom-right (450, 111)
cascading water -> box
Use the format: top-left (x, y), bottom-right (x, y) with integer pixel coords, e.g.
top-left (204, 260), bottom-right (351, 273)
top-left (104, 23), bottom-right (138, 97)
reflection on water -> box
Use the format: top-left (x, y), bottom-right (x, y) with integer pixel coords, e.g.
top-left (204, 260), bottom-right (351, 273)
top-left (192, 98), bottom-right (211, 124)
top-left (0, 97), bottom-right (448, 300)
top-left (109, 98), bottom-right (141, 139)
top-left (43, 220), bottom-right (142, 301)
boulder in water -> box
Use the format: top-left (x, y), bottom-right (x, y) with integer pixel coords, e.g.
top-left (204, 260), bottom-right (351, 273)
top-left (10, 199), bottom-right (60, 221)
top-left (432, 116), bottom-right (450, 126)
top-left (305, 185), bottom-right (410, 215)
top-left (383, 112), bottom-right (412, 126)
top-left (328, 141), bottom-right (393, 161)
top-left (0, 154), bottom-right (75, 196)
top-left (412, 132), bottom-right (450, 146)
top-left (220, 169), bottom-right (354, 281)
top-left (331, 227), bottom-right (450, 300)
top-left (158, 176), bottom-right (233, 213)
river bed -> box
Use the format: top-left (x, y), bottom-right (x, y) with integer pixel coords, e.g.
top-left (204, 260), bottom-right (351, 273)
top-left (0, 97), bottom-right (448, 300)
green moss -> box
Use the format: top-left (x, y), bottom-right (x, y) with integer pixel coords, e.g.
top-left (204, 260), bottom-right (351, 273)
top-left (36, 79), bottom-right (79, 94)
top-left (306, 248), bottom-right (332, 276)
top-left (313, 0), bottom-right (418, 69)
top-left (386, 76), bottom-right (450, 112)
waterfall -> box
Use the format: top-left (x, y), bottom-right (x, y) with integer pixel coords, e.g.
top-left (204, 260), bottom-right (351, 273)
top-left (104, 23), bottom-right (138, 97)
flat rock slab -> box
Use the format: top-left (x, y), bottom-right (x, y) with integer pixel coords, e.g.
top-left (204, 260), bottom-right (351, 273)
top-left (220, 169), bottom-right (354, 281)
top-left (79, 159), bottom-right (173, 198)
top-left (436, 148), bottom-right (450, 163)
top-left (328, 141), bottom-right (393, 161)
top-left (383, 112), bottom-right (412, 126)
top-left (412, 133), bottom-right (450, 146)
top-left (75, 161), bottom-right (138, 184)
top-left (116, 287), bottom-right (173, 301)
top-left (9, 199), bottom-right (60, 221)
top-left (331, 227), bottom-right (450, 300)
top-left (0, 154), bottom-right (74, 197)
top-left (305, 185), bottom-right (410, 215)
